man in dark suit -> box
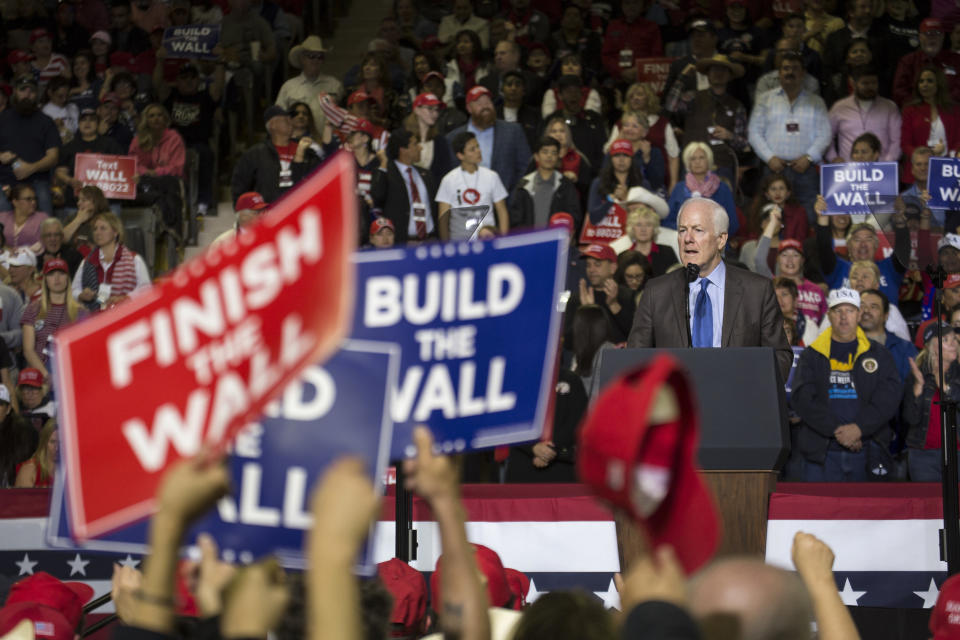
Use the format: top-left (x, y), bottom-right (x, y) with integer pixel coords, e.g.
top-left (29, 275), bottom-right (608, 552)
top-left (370, 128), bottom-right (438, 245)
top-left (627, 197), bottom-right (793, 381)
top-left (446, 85), bottom-right (532, 193)
top-left (480, 39), bottom-right (545, 108)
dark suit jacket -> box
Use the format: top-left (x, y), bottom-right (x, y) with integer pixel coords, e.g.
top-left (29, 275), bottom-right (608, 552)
top-left (369, 161), bottom-right (439, 244)
top-left (627, 263), bottom-right (793, 381)
top-left (446, 120), bottom-right (532, 193)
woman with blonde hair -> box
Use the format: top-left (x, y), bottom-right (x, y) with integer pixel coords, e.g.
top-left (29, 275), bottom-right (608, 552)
top-left (665, 142), bottom-right (738, 235)
top-left (22, 259), bottom-right (87, 379)
top-left (72, 211), bottom-right (151, 312)
top-left (129, 104), bottom-right (186, 236)
top-left (606, 82), bottom-right (680, 191)
top-left (614, 110), bottom-right (666, 193)
top-left (816, 262), bottom-right (911, 341)
top-left (540, 114), bottom-right (593, 194)
top-left (624, 200), bottom-right (677, 276)
top-left (14, 420), bottom-right (57, 488)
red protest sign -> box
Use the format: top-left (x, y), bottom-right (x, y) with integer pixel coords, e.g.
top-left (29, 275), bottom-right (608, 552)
top-left (54, 152), bottom-right (357, 540)
top-left (75, 153), bottom-right (138, 200)
top-left (579, 203), bottom-right (627, 245)
top-left (635, 57), bottom-right (676, 96)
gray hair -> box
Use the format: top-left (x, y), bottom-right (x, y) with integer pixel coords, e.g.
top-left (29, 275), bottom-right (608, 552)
top-left (677, 197), bottom-right (729, 235)
top-left (40, 218), bottom-right (63, 232)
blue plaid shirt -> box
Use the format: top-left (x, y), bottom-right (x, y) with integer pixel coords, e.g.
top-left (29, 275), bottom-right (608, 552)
top-left (748, 87), bottom-right (832, 164)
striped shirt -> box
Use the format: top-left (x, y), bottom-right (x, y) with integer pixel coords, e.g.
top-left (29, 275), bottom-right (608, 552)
top-left (35, 54), bottom-right (70, 90)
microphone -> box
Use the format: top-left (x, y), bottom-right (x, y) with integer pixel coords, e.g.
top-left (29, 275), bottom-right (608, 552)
top-left (684, 262), bottom-right (700, 347)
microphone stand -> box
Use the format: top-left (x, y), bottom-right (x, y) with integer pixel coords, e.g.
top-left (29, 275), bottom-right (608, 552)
top-left (685, 263), bottom-right (700, 347)
top-left (927, 264), bottom-right (960, 575)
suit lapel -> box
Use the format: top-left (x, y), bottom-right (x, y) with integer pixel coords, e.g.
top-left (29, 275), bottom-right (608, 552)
top-left (671, 270), bottom-right (690, 347)
top-left (722, 268), bottom-right (744, 346)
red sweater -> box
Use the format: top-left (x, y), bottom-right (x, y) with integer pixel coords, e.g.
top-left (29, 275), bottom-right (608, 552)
top-left (900, 103), bottom-right (960, 184)
top-left (601, 17), bottom-right (663, 80)
top-left (129, 128), bottom-right (186, 177)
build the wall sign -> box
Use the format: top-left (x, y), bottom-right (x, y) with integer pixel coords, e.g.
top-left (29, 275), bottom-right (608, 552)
top-left (162, 24), bottom-right (220, 59)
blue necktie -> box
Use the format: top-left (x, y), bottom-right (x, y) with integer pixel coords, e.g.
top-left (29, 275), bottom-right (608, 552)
top-left (693, 279), bottom-right (713, 348)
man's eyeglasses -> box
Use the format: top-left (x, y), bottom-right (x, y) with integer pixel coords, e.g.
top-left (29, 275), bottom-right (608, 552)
top-left (290, 109), bottom-right (310, 117)
top-left (303, 53), bottom-right (324, 61)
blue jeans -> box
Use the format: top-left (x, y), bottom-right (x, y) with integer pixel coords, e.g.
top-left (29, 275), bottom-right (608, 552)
top-left (908, 448), bottom-right (943, 482)
top-left (0, 175), bottom-right (52, 219)
top-left (793, 447), bottom-right (868, 482)
top-left (764, 164), bottom-right (818, 225)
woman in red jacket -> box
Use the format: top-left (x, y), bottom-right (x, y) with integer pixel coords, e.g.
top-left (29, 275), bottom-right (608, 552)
top-left (901, 66), bottom-right (960, 184)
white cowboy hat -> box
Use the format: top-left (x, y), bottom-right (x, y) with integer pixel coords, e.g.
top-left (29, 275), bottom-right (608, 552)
top-left (624, 186), bottom-right (669, 219)
top-left (289, 35), bottom-right (330, 69)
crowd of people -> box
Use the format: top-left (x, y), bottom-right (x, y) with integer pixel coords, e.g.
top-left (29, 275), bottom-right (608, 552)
top-left (4, 1), bottom-right (960, 638)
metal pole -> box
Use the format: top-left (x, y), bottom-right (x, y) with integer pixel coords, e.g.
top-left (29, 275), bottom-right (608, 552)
top-left (931, 266), bottom-right (960, 574)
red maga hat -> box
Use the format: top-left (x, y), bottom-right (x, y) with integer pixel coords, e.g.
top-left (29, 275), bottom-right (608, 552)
top-left (431, 544), bottom-right (513, 609)
top-left (413, 92), bottom-right (442, 109)
top-left (377, 558), bottom-right (427, 636)
top-left (0, 573), bottom-right (94, 640)
top-left (580, 243), bottom-right (617, 262)
top-left (577, 354), bottom-right (720, 574)
top-left (609, 139), bottom-right (634, 157)
top-left (931, 573), bottom-right (960, 639)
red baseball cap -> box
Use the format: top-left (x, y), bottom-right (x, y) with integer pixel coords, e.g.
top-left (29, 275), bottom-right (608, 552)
top-left (413, 92), bottom-right (442, 109)
top-left (549, 212), bottom-right (575, 234)
top-left (778, 239), bottom-right (804, 256)
top-left (370, 217), bottom-right (395, 235)
top-left (504, 568), bottom-right (530, 610)
top-left (42, 259), bottom-right (68, 276)
top-left (0, 573), bottom-right (94, 640)
top-left (422, 71), bottom-right (445, 84)
top-left (351, 118), bottom-right (377, 137)
top-left (465, 85), bottom-right (492, 106)
top-left (235, 192), bottom-right (268, 212)
top-left (377, 559), bottom-right (427, 636)
top-left (580, 243), bottom-right (617, 263)
top-left (17, 368), bottom-right (43, 388)
top-left (609, 139), bottom-right (634, 157)
top-left (431, 545), bottom-right (513, 610)
top-left (921, 18), bottom-right (944, 33)
top-left (347, 89), bottom-right (376, 106)
top-left (577, 354), bottom-right (720, 574)
top-left (29, 29), bottom-right (51, 44)
top-left (7, 50), bottom-right (33, 65)
top-left (931, 574), bottom-right (960, 639)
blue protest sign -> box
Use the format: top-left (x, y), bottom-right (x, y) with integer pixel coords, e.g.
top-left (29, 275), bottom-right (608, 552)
top-left (926, 157), bottom-right (960, 210)
top-left (820, 162), bottom-right (898, 215)
top-left (349, 229), bottom-right (568, 459)
top-left (47, 341), bottom-right (398, 573)
top-left (162, 24), bottom-right (220, 59)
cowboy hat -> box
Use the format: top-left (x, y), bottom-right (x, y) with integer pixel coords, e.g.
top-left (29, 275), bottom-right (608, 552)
top-left (695, 54), bottom-right (745, 79)
top-left (289, 35), bottom-right (330, 69)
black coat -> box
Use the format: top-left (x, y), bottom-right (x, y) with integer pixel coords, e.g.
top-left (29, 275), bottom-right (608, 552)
top-left (790, 333), bottom-right (901, 463)
top-left (369, 160), bottom-right (439, 244)
top-left (508, 171), bottom-right (583, 231)
top-left (496, 103), bottom-right (542, 151)
top-left (230, 142), bottom-right (320, 204)
top-left (506, 369), bottom-right (588, 483)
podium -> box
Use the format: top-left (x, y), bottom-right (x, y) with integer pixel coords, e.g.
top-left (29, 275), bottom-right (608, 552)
top-left (595, 347), bottom-right (789, 561)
